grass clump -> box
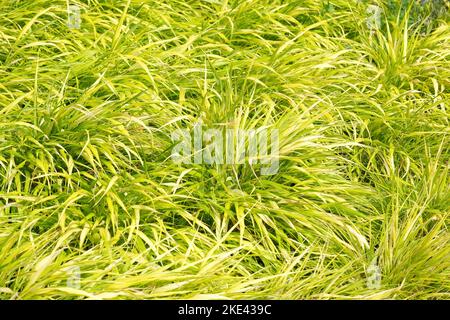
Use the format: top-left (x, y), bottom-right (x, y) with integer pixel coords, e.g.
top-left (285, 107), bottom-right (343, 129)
top-left (0, 0), bottom-right (449, 299)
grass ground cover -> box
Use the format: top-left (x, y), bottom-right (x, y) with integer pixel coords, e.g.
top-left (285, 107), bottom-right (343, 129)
top-left (0, 0), bottom-right (449, 299)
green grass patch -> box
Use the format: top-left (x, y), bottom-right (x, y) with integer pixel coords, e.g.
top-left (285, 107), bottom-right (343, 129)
top-left (0, 0), bottom-right (449, 299)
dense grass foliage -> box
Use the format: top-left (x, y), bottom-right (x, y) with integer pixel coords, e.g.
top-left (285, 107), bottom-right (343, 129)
top-left (0, 0), bottom-right (449, 299)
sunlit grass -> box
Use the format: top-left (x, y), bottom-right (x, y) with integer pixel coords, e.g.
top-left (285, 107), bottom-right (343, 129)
top-left (0, 0), bottom-right (448, 299)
